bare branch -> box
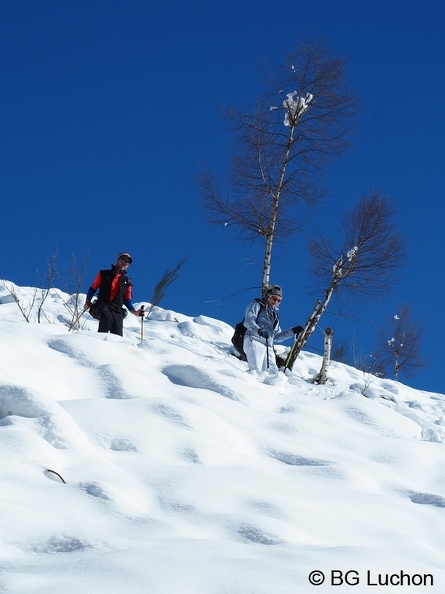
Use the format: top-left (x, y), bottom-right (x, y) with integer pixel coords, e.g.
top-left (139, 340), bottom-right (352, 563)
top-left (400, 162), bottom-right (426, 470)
top-left (148, 257), bottom-right (188, 316)
top-left (309, 192), bottom-right (405, 296)
top-left (375, 306), bottom-right (428, 381)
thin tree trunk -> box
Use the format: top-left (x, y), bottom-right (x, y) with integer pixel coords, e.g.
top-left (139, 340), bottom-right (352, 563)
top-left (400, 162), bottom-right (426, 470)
top-left (286, 281), bottom-right (336, 371)
top-left (314, 327), bottom-right (333, 384)
top-left (261, 132), bottom-right (294, 290)
top-left (394, 353), bottom-right (399, 381)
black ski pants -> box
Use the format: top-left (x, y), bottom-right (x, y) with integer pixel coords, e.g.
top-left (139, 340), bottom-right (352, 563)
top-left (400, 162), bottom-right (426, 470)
top-left (98, 304), bottom-right (124, 336)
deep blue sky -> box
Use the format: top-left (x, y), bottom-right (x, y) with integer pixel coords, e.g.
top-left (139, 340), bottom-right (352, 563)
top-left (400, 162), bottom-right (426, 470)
top-left (1, 1), bottom-right (444, 393)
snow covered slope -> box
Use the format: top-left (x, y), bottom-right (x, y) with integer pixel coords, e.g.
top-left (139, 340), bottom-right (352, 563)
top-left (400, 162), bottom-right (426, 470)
top-left (1, 283), bottom-right (444, 593)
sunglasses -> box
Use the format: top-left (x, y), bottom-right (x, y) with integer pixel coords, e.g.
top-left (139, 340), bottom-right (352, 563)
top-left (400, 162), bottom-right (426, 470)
top-left (270, 296), bottom-right (282, 303)
top-left (119, 258), bottom-right (131, 264)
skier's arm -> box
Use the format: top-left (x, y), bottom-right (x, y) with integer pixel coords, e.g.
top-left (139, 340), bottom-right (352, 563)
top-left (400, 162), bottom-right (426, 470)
top-left (244, 301), bottom-right (262, 336)
top-left (123, 284), bottom-right (143, 316)
top-left (84, 271), bottom-right (102, 309)
top-left (275, 324), bottom-right (303, 343)
top-left (274, 327), bottom-right (295, 343)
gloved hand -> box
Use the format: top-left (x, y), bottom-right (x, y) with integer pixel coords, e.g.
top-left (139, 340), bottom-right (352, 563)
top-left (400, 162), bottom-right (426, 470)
top-left (258, 329), bottom-right (270, 339)
top-left (292, 325), bottom-right (304, 335)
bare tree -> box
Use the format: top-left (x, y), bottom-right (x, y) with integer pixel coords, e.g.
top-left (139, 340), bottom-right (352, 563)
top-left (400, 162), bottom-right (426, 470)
top-left (0, 280), bottom-right (36, 322)
top-left (36, 247), bottom-right (58, 323)
top-left (375, 306), bottom-right (427, 381)
top-left (349, 348), bottom-right (385, 397)
top-left (57, 252), bottom-right (89, 330)
top-left (199, 41), bottom-right (356, 294)
top-left (286, 192), bottom-right (404, 370)
top-left (1, 246), bottom-right (59, 323)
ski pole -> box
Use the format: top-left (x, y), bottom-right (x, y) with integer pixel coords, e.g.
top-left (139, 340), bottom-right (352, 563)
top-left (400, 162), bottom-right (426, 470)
top-left (266, 336), bottom-right (270, 369)
top-left (140, 305), bottom-right (145, 341)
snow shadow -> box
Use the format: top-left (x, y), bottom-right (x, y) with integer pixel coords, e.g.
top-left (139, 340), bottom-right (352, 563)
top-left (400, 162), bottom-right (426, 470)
top-left (150, 402), bottom-right (192, 429)
top-left (407, 491), bottom-right (445, 508)
top-left (97, 365), bottom-right (130, 399)
top-left (236, 522), bottom-right (284, 546)
top-left (162, 364), bottom-right (241, 402)
top-left (47, 338), bottom-right (93, 367)
top-left (31, 535), bottom-right (93, 554)
top-left (0, 384), bottom-right (88, 448)
top-left (266, 448), bottom-right (332, 467)
top-left (79, 481), bottom-right (112, 500)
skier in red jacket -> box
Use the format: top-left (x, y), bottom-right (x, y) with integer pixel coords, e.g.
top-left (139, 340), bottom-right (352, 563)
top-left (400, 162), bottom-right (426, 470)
top-left (84, 252), bottom-right (144, 336)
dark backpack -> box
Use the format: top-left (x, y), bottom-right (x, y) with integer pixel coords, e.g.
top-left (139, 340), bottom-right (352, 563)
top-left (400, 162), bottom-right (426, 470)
top-left (88, 300), bottom-right (102, 320)
top-left (231, 321), bottom-right (249, 361)
top-left (88, 300), bottom-right (129, 321)
top-left (231, 298), bottom-right (265, 360)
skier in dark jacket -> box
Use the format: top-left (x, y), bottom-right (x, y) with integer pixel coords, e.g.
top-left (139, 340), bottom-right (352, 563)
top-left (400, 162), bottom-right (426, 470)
top-left (84, 252), bottom-right (144, 336)
top-left (243, 285), bottom-right (303, 379)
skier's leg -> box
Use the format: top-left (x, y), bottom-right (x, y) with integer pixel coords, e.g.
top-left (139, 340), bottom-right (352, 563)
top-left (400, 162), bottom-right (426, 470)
top-left (98, 306), bottom-right (113, 333)
top-left (244, 336), bottom-right (267, 373)
top-left (110, 310), bottom-right (124, 336)
top-left (267, 344), bottom-right (279, 374)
